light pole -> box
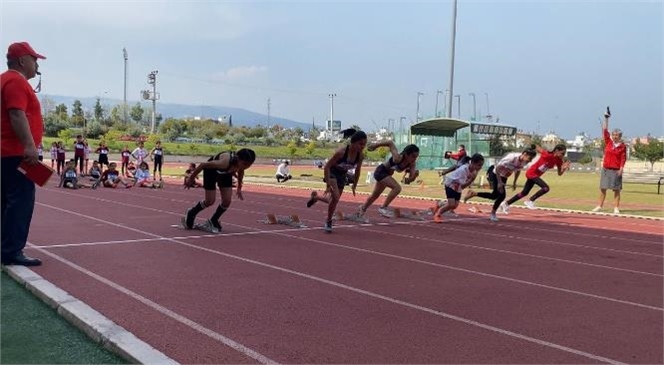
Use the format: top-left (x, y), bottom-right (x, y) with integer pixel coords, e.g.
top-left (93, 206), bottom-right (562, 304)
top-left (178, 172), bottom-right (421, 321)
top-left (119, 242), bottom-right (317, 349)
top-left (147, 70), bottom-right (158, 134)
top-left (399, 116), bottom-right (407, 143)
top-left (123, 48), bottom-right (128, 125)
top-left (267, 97), bottom-right (271, 130)
top-left (468, 92), bottom-right (477, 121)
top-left (446, 0), bottom-right (458, 118)
top-left (454, 95), bottom-right (461, 119)
top-left (435, 90), bottom-right (444, 117)
top-left (97, 90), bottom-right (108, 122)
top-left (416, 91), bottom-right (424, 123)
top-left (484, 92), bottom-right (491, 122)
top-left (328, 93), bottom-right (336, 132)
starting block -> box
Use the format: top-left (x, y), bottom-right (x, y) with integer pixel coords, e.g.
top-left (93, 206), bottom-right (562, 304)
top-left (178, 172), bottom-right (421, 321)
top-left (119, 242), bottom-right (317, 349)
top-left (333, 211), bottom-right (370, 223)
top-left (258, 213), bottom-right (307, 228)
top-left (392, 207), bottom-right (435, 220)
top-left (467, 206), bottom-right (485, 214)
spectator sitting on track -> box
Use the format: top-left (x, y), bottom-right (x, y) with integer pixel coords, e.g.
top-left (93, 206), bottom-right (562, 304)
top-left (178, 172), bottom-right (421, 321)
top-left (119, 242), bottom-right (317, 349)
top-left (88, 160), bottom-right (102, 181)
top-left (59, 160), bottom-right (92, 189)
top-left (184, 163), bottom-right (203, 188)
top-left (276, 160), bottom-right (292, 183)
top-left (134, 161), bottom-right (163, 189)
top-left (98, 162), bottom-right (132, 189)
top-left (126, 161), bottom-right (137, 177)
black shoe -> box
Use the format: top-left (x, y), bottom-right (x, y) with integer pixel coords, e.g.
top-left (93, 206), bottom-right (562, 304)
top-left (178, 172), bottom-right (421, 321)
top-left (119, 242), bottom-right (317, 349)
top-left (306, 191), bottom-right (318, 208)
top-left (183, 208), bottom-right (196, 229)
top-left (2, 254), bottom-right (42, 266)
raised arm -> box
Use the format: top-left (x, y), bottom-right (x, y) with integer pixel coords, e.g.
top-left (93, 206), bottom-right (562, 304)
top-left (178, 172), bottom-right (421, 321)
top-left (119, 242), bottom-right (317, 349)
top-left (367, 140), bottom-right (400, 161)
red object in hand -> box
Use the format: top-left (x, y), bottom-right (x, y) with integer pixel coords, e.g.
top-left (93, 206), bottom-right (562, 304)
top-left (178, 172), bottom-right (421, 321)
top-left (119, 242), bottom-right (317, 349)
top-left (17, 160), bottom-right (54, 187)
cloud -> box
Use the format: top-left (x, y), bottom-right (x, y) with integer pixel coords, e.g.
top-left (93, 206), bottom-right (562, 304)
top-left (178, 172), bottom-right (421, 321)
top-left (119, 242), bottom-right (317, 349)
top-left (1, 1), bottom-right (256, 42)
top-left (212, 65), bottom-right (268, 81)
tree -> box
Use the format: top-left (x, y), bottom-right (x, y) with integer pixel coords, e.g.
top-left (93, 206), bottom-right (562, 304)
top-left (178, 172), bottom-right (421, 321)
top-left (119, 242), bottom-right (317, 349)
top-left (58, 128), bottom-right (73, 141)
top-left (305, 141), bottom-right (316, 156)
top-left (287, 141), bottom-right (298, 158)
top-left (71, 100), bottom-right (85, 127)
top-left (94, 98), bottom-right (104, 122)
top-left (530, 134), bottom-right (543, 147)
top-left (86, 121), bottom-right (107, 139)
top-left (40, 96), bottom-right (56, 115)
top-left (130, 103), bottom-right (144, 123)
top-left (55, 103), bottom-right (68, 120)
top-left (632, 138), bottom-right (664, 171)
top-left (489, 134), bottom-right (508, 157)
top-left (43, 115), bottom-right (69, 137)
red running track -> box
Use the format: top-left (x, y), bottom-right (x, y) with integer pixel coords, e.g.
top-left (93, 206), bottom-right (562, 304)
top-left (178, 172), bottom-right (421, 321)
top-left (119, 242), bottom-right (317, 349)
top-left (23, 179), bottom-right (664, 364)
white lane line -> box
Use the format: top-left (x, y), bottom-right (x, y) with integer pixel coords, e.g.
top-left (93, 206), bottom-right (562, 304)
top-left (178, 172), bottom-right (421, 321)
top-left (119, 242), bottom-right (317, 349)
top-left (36, 201), bottom-right (664, 313)
top-left (246, 187), bottom-right (664, 245)
top-left (34, 203), bottom-right (629, 365)
top-left (26, 245), bottom-right (278, 364)
top-left (38, 191), bottom-right (664, 302)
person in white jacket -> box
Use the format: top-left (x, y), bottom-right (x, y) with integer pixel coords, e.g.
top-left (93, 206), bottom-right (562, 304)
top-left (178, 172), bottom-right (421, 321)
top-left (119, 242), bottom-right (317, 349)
top-left (275, 160), bottom-right (292, 183)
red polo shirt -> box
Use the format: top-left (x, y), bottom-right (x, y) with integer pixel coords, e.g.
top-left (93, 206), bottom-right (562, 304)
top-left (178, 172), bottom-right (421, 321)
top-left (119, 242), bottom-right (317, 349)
top-left (602, 129), bottom-right (627, 170)
top-left (1, 70), bottom-right (43, 157)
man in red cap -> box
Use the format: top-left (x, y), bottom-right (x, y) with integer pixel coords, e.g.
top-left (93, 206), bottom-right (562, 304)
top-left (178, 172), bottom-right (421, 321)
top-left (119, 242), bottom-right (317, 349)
top-left (1, 42), bottom-right (46, 266)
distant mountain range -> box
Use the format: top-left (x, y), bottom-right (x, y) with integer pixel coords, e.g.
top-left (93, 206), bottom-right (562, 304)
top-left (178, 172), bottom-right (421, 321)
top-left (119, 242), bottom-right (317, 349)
top-left (41, 94), bottom-right (313, 130)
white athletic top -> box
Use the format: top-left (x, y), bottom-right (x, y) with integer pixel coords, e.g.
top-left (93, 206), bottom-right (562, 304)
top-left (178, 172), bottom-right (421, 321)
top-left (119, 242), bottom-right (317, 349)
top-left (276, 163), bottom-right (290, 176)
top-left (495, 152), bottom-right (528, 178)
top-left (445, 164), bottom-right (478, 192)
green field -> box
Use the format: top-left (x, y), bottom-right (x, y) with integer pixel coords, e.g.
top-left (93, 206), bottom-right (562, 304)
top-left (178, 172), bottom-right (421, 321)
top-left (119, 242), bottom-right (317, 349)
top-left (164, 165), bottom-right (664, 218)
top-left (1, 272), bottom-right (127, 364)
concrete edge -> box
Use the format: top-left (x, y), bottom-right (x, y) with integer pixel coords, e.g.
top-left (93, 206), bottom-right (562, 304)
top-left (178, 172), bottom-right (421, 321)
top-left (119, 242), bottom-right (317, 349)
top-left (2, 265), bottom-right (179, 365)
top-left (245, 181), bottom-right (664, 222)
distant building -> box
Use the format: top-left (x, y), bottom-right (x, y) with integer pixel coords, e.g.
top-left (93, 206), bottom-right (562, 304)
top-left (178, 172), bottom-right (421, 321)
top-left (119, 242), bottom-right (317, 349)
top-left (566, 132), bottom-right (590, 152)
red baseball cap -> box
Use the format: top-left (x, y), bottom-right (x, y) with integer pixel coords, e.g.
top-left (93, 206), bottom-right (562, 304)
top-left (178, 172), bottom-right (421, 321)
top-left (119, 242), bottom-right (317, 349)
top-left (6, 42), bottom-right (46, 60)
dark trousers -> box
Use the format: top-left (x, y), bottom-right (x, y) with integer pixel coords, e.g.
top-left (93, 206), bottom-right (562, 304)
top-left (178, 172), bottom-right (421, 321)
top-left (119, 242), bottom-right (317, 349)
top-left (1, 157), bottom-right (36, 260)
top-left (506, 177), bottom-right (549, 205)
top-left (75, 155), bottom-right (84, 173)
top-left (477, 168), bottom-right (507, 212)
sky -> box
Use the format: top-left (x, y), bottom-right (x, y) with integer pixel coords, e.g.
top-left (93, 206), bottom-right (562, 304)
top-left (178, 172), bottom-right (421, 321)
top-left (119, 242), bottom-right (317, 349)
top-left (1, 0), bottom-right (662, 139)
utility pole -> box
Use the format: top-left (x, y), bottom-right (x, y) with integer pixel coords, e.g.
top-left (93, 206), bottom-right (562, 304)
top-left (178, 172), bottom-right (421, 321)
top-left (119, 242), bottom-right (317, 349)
top-left (328, 93), bottom-right (336, 131)
top-left (123, 48), bottom-right (128, 125)
top-left (146, 70), bottom-right (159, 134)
top-left (267, 97), bottom-right (271, 130)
